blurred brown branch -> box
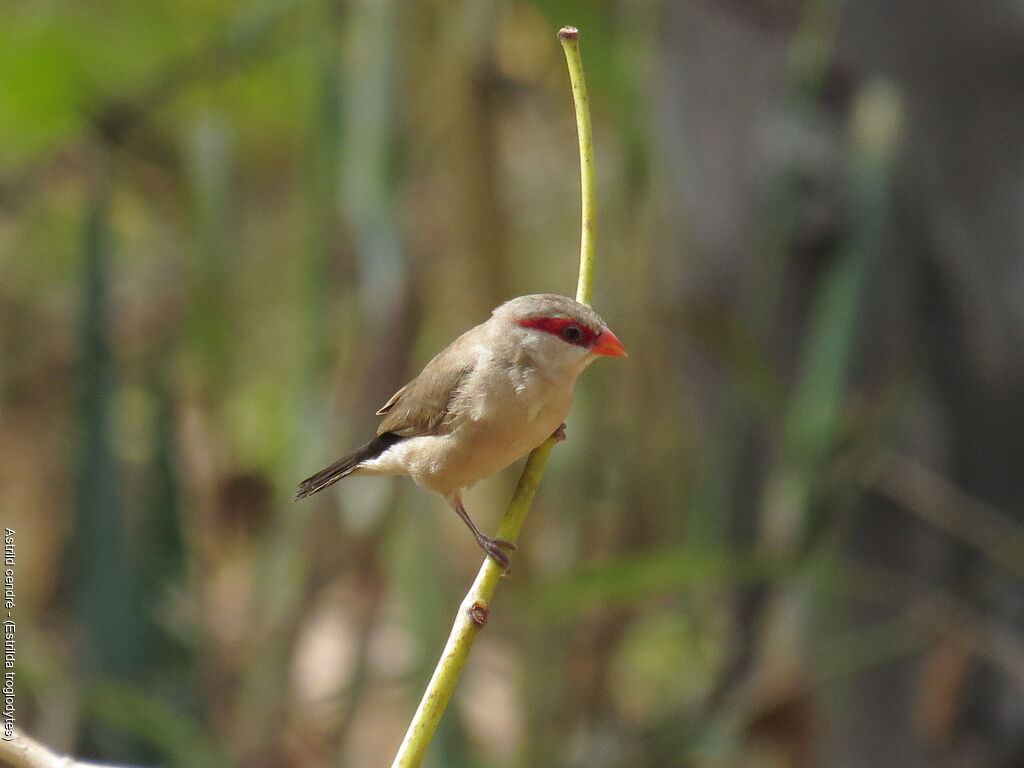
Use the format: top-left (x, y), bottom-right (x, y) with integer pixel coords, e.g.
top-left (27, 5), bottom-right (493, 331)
top-left (870, 449), bottom-right (1024, 578)
top-left (0, 729), bottom-right (131, 768)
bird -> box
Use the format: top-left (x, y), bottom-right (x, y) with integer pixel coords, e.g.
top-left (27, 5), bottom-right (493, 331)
top-left (295, 293), bottom-right (627, 571)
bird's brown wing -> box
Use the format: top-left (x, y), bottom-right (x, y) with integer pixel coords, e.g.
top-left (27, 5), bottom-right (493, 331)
top-left (375, 342), bottom-right (474, 438)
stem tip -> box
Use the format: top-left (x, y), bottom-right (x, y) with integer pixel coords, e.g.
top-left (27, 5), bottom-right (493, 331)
top-left (557, 26), bottom-right (579, 40)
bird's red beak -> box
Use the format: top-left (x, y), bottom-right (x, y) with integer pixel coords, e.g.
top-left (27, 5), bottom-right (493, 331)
top-left (590, 326), bottom-right (628, 357)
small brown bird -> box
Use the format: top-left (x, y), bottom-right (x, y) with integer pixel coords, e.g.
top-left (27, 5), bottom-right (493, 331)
top-left (295, 294), bottom-right (627, 570)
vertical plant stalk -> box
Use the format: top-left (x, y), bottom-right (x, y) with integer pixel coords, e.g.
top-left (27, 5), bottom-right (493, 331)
top-left (389, 25), bottom-right (596, 768)
top-left (559, 26), bottom-right (595, 306)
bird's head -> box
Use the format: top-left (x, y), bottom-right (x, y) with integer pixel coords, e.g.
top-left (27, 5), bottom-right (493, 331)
top-left (493, 294), bottom-right (627, 369)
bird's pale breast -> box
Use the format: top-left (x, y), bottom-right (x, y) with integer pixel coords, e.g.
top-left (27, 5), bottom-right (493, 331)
top-left (407, 358), bottom-right (573, 496)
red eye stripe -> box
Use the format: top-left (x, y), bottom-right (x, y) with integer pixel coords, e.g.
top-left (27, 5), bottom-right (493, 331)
top-left (515, 316), bottom-right (598, 347)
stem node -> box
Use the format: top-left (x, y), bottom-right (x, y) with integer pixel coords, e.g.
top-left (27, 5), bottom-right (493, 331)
top-left (467, 601), bottom-right (489, 628)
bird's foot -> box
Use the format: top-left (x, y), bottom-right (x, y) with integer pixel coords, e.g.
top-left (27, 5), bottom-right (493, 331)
top-left (477, 535), bottom-right (518, 575)
top-left (551, 423), bottom-right (567, 444)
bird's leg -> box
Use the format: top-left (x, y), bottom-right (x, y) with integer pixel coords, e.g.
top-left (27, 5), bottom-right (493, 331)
top-left (453, 502), bottom-right (517, 573)
top-left (551, 422), bottom-right (567, 443)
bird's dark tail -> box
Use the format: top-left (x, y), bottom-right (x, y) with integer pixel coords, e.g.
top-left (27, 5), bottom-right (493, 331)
top-left (295, 433), bottom-right (403, 500)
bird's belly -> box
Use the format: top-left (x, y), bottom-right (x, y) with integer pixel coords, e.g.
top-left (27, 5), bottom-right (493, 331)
top-left (413, 382), bottom-right (571, 495)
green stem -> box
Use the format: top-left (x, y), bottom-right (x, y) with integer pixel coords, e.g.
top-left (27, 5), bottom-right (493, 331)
top-left (559, 26), bottom-right (596, 306)
top-left (389, 26), bottom-right (597, 768)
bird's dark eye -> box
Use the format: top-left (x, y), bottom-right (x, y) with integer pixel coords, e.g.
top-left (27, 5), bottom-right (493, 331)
top-left (562, 324), bottom-right (582, 342)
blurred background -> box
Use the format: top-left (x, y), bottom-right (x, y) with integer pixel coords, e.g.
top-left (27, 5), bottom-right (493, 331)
top-left (2, 0), bottom-right (1023, 766)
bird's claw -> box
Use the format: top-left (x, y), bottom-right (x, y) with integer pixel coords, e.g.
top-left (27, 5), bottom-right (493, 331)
top-left (479, 536), bottom-right (517, 575)
top-left (551, 423), bottom-right (567, 444)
